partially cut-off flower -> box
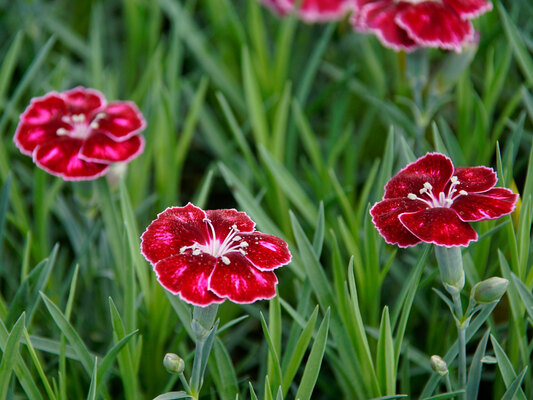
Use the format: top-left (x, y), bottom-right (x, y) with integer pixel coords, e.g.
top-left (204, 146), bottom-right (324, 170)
top-left (141, 203), bottom-right (292, 306)
top-left (370, 153), bottom-right (518, 247)
top-left (352, 0), bottom-right (492, 52)
top-left (260, 0), bottom-right (354, 22)
top-left (14, 87), bottom-right (146, 180)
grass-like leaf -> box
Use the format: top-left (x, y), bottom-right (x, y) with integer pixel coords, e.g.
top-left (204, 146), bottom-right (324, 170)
top-left (466, 329), bottom-right (490, 400)
top-left (0, 313), bottom-right (25, 399)
top-left (491, 334), bottom-right (527, 400)
top-left (376, 306), bottom-right (395, 396)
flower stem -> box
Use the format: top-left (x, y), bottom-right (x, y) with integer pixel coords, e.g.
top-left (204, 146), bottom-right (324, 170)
top-left (434, 246), bottom-right (467, 397)
top-left (189, 304), bottom-right (219, 398)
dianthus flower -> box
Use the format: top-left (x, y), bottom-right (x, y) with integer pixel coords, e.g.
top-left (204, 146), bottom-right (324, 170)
top-left (370, 153), bottom-right (517, 247)
top-left (141, 203), bottom-right (292, 306)
top-left (260, 0), bottom-right (353, 22)
top-left (14, 87), bottom-right (146, 180)
top-left (352, 0), bottom-right (492, 52)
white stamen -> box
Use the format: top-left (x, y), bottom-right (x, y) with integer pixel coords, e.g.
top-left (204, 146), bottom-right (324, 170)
top-left (221, 256), bottom-right (230, 265)
top-left (423, 182), bottom-right (433, 190)
top-left (459, 190), bottom-right (468, 196)
top-left (407, 193), bottom-right (417, 200)
top-left (180, 246), bottom-right (187, 254)
top-left (56, 128), bottom-right (68, 135)
top-left (232, 235), bottom-right (242, 241)
top-left (240, 241), bottom-right (248, 248)
top-left (96, 112), bottom-right (106, 119)
top-left (192, 249), bottom-right (201, 256)
top-left (61, 116), bottom-right (70, 123)
top-left (450, 176), bottom-right (459, 184)
top-left (90, 122), bottom-right (99, 129)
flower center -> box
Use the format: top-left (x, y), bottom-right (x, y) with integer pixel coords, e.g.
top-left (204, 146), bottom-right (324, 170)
top-left (56, 112), bottom-right (106, 140)
top-left (407, 176), bottom-right (468, 208)
top-left (179, 219), bottom-right (249, 265)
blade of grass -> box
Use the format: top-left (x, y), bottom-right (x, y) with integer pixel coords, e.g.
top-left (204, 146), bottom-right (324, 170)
top-left (0, 313), bottom-right (26, 399)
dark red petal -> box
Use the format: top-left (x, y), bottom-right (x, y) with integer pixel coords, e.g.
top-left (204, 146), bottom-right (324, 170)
top-left (33, 138), bottom-right (109, 180)
top-left (384, 153), bottom-right (454, 199)
top-left (96, 102), bottom-right (146, 141)
top-left (370, 198), bottom-right (427, 247)
top-left (62, 87), bottom-right (106, 117)
top-left (354, 1), bottom-right (418, 51)
top-left (208, 254), bottom-right (278, 303)
top-left (443, 0), bottom-right (492, 19)
top-left (205, 209), bottom-right (256, 241)
top-left (453, 166), bottom-right (497, 193)
top-left (399, 207), bottom-right (477, 247)
top-left (155, 253), bottom-right (223, 306)
top-left (79, 133), bottom-right (145, 163)
top-left (451, 188), bottom-right (518, 222)
top-left (141, 204), bottom-right (208, 265)
top-left (14, 121), bottom-right (65, 155)
top-left (237, 232), bottom-right (291, 270)
top-left (396, 2), bottom-right (474, 51)
top-left (19, 93), bottom-right (68, 125)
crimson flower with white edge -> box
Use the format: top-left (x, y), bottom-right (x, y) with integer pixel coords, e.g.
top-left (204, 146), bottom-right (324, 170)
top-left (370, 153), bottom-right (518, 247)
top-left (352, 0), bottom-right (492, 52)
top-left (141, 203), bottom-right (292, 306)
top-left (259, 0), bottom-right (354, 22)
top-left (14, 87), bottom-right (146, 180)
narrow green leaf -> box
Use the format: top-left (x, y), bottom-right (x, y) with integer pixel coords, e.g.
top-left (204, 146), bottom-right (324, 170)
top-left (0, 31), bottom-right (23, 102)
top-left (490, 334), bottom-right (527, 400)
top-left (422, 390), bottom-right (465, 400)
top-left (242, 47), bottom-right (268, 147)
top-left (501, 367), bottom-right (528, 400)
top-left (249, 382), bottom-right (259, 400)
top-left (510, 273), bottom-right (533, 323)
top-left (40, 292), bottom-right (94, 374)
top-left (22, 329), bottom-right (56, 400)
top-left (0, 313), bottom-right (25, 399)
top-left (212, 338), bottom-right (239, 400)
top-left (312, 202), bottom-right (325, 258)
top-left (466, 329), bottom-right (490, 400)
top-left (87, 358), bottom-right (98, 400)
top-left (153, 392), bottom-right (191, 400)
top-left (295, 309), bottom-right (330, 400)
top-left (376, 307), bottom-right (395, 396)
top-left (259, 312), bottom-right (282, 391)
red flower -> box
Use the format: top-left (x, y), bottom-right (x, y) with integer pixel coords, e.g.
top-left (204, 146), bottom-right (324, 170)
top-left (141, 203), bottom-right (292, 306)
top-left (14, 87), bottom-right (146, 180)
top-left (370, 153), bottom-right (518, 247)
top-left (260, 0), bottom-right (354, 22)
top-left (352, 0), bottom-right (492, 52)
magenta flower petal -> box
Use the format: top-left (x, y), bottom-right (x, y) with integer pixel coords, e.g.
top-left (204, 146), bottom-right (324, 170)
top-left (96, 102), bottom-right (146, 141)
top-left (451, 188), bottom-right (518, 222)
top-left (399, 208), bottom-right (478, 247)
top-left (79, 132), bottom-right (145, 163)
top-left (208, 254), bottom-right (278, 303)
top-left (240, 232), bottom-right (295, 270)
top-left (13, 87), bottom-right (146, 180)
top-left (396, 2), bottom-right (474, 52)
top-left (444, 0), bottom-right (492, 19)
top-left (33, 138), bottom-right (109, 180)
top-left (370, 198), bottom-right (427, 247)
top-left (261, 0), bottom-right (353, 22)
top-left (155, 254), bottom-right (224, 306)
top-left (355, 1), bottom-right (418, 51)
top-left (141, 203), bottom-right (291, 305)
top-left (384, 153), bottom-right (454, 199)
top-left (62, 87), bottom-right (106, 117)
top-left (453, 166), bottom-right (497, 193)
top-left (205, 209), bottom-right (256, 241)
top-left (141, 204), bottom-right (208, 265)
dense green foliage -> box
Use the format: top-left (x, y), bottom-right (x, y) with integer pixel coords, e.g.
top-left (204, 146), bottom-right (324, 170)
top-left (1, 0), bottom-right (532, 398)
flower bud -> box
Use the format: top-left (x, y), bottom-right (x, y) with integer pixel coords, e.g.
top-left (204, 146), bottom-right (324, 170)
top-left (471, 277), bottom-right (509, 304)
top-left (163, 353), bottom-right (185, 374)
top-left (430, 355), bottom-right (448, 376)
top-left (435, 246), bottom-right (465, 295)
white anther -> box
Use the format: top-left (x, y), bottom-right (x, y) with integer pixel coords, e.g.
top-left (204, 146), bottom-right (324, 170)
top-left (239, 249), bottom-right (247, 255)
top-left (180, 246), bottom-right (187, 254)
top-left (423, 182), bottom-right (433, 190)
top-left (240, 241), bottom-right (248, 248)
top-left (90, 122), bottom-right (99, 129)
top-left (419, 188), bottom-right (427, 195)
top-left (96, 112), bottom-right (106, 119)
top-left (232, 235), bottom-right (242, 241)
top-left (459, 190), bottom-right (468, 196)
top-left (192, 249), bottom-right (201, 256)
top-left (231, 224), bottom-right (239, 232)
top-left (407, 193), bottom-right (417, 200)
top-left (62, 116), bottom-right (70, 123)
top-left (450, 176), bottom-right (459, 184)
top-left (56, 128), bottom-right (68, 135)
top-left (221, 256), bottom-right (230, 265)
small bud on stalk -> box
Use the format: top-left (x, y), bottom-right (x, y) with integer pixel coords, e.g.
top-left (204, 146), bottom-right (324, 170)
top-left (430, 355), bottom-right (448, 376)
top-left (471, 277), bottom-right (509, 304)
top-left (164, 353), bottom-right (185, 374)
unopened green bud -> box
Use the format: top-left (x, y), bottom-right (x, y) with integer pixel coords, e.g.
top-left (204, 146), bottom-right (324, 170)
top-left (435, 246), bottom-right (465, 295)
top-left (430, 355), bottom-right (448, 376)
top-left (163, 353), bottom-right (185, 374)
top-left (471, 277), bottom-right (509, 304)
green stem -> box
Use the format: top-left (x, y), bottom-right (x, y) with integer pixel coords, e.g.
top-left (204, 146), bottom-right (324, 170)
top-left (189, 304), bottom-right (219, 398)
top-left (452, 291), bottom-right (467, 395)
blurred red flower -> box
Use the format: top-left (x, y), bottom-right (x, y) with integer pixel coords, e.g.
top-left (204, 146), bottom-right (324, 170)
top-left (352, 0), bottom-right (492, 51)
top-left (260, 0), bottom-right (354, 22)
top-left (141, 203), bottom-right (292, 306)
top-left (370, 153), bottom-right (517, 247)
top-left (14, 87), bottom-right (146, 180)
